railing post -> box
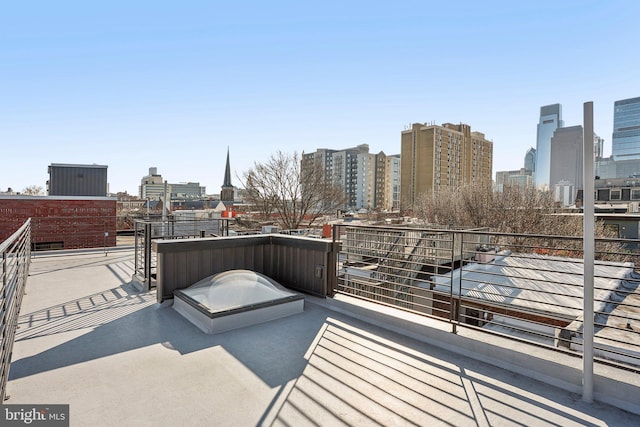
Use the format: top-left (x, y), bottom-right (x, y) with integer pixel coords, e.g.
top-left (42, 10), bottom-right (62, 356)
top-left (583, 101), bottom-right (595, 403)
top-left (329, 224), bottom-right (341, 297)
top-left (456, 233), bottom-right (465, 331)
top-left (1, 251), bottom-right (7, 402)
top-left (449, 231), bottom-right (457, 333)
top-left (145, 222), bottom-right (152, 289)
top-left (134, 221), bottom-right (139, 275)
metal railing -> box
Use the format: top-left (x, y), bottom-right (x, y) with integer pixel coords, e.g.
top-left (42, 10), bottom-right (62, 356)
top-left (336, 224), bottom-right (640, 370)
top-left (134, 217), bottom-right (232, 288)
top-left (0, 219), bottom-right (31, 400)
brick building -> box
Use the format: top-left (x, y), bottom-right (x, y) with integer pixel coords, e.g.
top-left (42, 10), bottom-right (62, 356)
top-left (400, 122), bottom-right (493, 210)
top-left (0, 196), bottom-right (117, 250)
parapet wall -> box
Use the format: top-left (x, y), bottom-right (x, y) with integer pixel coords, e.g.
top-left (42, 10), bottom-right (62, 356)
top-left (153, 234), bottom-right (339, 302)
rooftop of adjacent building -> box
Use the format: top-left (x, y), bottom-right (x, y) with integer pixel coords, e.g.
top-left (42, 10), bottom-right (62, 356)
top-left (614, 96), bottom-right (640, 106)
top-left (48, 163), bottom-right (108, 169)
top-left (6, 246), bottom-right (640, 426)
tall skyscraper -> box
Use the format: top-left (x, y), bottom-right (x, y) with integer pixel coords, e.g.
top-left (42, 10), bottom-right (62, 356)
top-left (524, 147), bottom-right (536, 172)
top-left (549, 125), bottom-right (584, 191)
top-left (535, 104), bottom-right (563, 189)
top-left (400, 122), bottom-right (493, 210)
top-left (612, 96), bottom-right (640, 161)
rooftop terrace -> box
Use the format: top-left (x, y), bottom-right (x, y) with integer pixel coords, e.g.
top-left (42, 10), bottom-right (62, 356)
top-left (6, 248), bottom-right (640, 426)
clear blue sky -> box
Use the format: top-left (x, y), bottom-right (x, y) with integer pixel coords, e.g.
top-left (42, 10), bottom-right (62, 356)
top-left (2, 1), bottom-right (639, 195)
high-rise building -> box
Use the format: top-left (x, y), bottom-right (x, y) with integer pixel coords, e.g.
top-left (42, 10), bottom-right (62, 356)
top-left (375, 153), bottom-right (401, 211)
top-left (303, 145), bottom-right (400, 210)
top-left (305, 148), bottom-right (336, 186)
top-left (328, 144), bottom-right (368, 208)
top-left (549, 125), bottom-right (584, 190)
top-left (400, 122), bottom-right (493, 210)
top-left (355, 150), bottom-right (376, 210)
top-left (535, 104), bottom-right (563, 189)
top-left (524, 147), bottom-right (536, 172)
top-left (612, 96), bottom-right (640, 161)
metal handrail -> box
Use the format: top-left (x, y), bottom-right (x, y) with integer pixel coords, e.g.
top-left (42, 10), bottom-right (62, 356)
top-left (336, 223), bottom-right (640, 370)
top-left (0, 219), bottom-right (31, 400)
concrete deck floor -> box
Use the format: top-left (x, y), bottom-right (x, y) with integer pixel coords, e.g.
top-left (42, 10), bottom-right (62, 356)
top-left (6, 249), bottom-right (640, 426)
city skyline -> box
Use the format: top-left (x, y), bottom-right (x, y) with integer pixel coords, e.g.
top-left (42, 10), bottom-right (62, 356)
top-left (2, 1), bottom-right (639, 195)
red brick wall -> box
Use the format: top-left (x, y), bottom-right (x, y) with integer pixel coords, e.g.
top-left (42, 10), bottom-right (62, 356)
top-left (0, 198), bottom-right (117, 250)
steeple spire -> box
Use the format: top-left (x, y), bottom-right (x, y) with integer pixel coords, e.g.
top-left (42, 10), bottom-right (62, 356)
top-left (223, 147), bottom-right (232, 187)
top-left (221, 147), bottom-right (234, 202)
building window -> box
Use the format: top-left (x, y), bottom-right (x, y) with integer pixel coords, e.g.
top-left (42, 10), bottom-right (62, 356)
top-left (632, 189), bottom-right (640, 200)
top-left (610, 189), bottom-right (622, 200)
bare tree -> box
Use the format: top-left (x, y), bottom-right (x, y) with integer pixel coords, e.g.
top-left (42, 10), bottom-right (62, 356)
top-left (414, 182), bottom-right (633, 261)
top-left (241, 168), bottom-right (278, 221)
top-left (415, 182), bottom-right (615, 237)
top-left (241, 151), bottom-right (346, 230)
top-left (21, 185), bottom-right (44, 196)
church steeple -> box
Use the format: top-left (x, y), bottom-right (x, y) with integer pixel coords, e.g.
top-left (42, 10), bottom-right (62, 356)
top-left (221, 147), bottom-right (234, 202)
top-left (223, 148), bottom-right (232, 187)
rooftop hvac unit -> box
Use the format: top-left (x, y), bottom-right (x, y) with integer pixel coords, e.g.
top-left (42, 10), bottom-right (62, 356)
top-left (261, 225), bottom-right (279, 234)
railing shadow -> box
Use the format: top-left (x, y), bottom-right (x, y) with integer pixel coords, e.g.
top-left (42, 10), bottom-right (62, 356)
top-left (263, 317), bottom-right (635, 427)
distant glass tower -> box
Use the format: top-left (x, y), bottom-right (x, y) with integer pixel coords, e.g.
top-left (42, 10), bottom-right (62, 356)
top-left (612, 96), bottom-right (640, 161)
top-left (534, 104), bottom-right (563, 189)
top-left (524, 147), bottom-right (536, 172)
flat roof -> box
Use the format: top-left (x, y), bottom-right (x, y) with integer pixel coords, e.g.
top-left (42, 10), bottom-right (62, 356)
top-left (8, 249), bottom-right (640, 425)
top-left (49, 163), bottom-right (108, 168)
top-left (0, 195), bottom-right (116, 201)
top-left (431, 251), bottom-right (637, 320)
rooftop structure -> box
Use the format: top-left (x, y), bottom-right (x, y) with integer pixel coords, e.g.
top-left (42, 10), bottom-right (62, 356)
top-left (3, 221), bottom-right (640, 425)
top-left (6, 248), bottom-right (640, 425)
top-left (48, 163), bottom-right (108, 197)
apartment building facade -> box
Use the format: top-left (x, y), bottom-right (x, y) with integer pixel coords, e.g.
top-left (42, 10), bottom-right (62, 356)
top-left (303, 145), bottom-right (401, 211)
top-left (400, 122), bottom-right (493, 210)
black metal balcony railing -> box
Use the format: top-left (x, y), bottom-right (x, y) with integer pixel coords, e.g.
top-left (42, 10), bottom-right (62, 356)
top-left (0, 219), bottom-right (31, 400)
top-left (336, 224), bottom-right (640, 370)
top-left (134, 217), bottom-right (232, 289)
